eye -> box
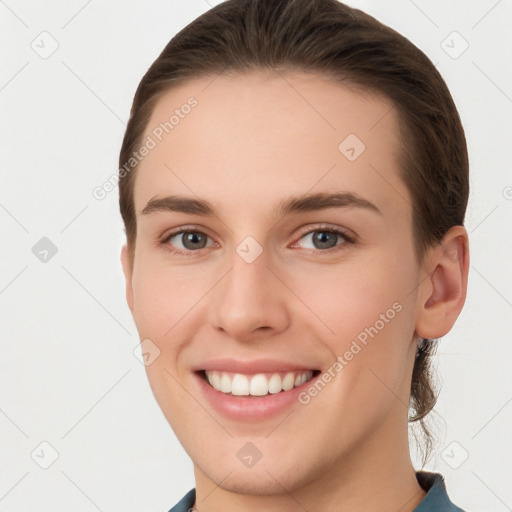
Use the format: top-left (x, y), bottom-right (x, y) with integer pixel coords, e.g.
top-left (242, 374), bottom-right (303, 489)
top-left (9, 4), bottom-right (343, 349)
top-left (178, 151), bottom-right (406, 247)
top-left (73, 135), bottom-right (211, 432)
top-left (294, 226), bottom-right (354, 252)
top-left (161, 229), bottom-right (215, 254)
top-left (160, 225), bottom-right (355, 257)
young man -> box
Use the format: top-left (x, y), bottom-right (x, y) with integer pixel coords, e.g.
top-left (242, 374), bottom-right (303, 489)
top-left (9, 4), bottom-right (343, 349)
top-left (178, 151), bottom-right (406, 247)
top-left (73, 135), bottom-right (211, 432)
top-left (119, 1), bottom-right (469, 510)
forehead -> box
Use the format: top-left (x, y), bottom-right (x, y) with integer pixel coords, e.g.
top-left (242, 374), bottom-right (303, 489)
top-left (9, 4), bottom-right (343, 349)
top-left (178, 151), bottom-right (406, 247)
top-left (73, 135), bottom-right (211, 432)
top-left (133, 70), bottom-right (410, 225)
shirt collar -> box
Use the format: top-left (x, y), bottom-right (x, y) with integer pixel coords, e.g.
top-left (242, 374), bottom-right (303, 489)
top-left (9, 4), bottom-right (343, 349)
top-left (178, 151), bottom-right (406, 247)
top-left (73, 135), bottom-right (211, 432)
top-left (413, 471), bottom-right (465, 511)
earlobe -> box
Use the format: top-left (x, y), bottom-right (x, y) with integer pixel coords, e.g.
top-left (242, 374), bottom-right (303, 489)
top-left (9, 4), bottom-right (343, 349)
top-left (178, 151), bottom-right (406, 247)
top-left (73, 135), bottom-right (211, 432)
top-left (415, 226), bottom-right (469, 339)
top-left (121, 244), bottom-right (135, 313)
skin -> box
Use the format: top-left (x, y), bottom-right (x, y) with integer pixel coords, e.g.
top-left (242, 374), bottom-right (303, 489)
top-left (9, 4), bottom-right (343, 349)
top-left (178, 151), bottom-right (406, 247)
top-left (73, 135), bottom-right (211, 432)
top-left (121, 70), bottom-right (469, 512)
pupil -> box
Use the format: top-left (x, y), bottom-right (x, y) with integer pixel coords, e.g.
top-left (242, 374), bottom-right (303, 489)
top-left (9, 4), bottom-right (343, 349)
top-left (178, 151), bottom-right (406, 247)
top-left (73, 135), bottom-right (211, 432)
top-left (183, 232), bottom-right (206, 250)
top-left (313, 231), bottom-right (337, 249)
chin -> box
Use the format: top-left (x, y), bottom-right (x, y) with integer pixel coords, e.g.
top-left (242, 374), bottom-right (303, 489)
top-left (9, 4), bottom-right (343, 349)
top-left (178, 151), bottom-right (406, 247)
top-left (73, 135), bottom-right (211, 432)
top-left (203, 467), bottom-right (298, 497)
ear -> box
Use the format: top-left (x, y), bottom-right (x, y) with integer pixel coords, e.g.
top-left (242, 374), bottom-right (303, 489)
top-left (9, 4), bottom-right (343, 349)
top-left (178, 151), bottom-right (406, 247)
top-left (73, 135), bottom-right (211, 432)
top-left (121, 244), bottom-right (135, 313)
top-left (415, 225), bottom-right (469, 339)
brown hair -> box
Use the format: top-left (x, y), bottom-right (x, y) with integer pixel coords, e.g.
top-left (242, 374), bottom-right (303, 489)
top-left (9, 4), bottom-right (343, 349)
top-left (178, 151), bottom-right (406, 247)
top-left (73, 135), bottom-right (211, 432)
top-left (119, 0), bottom-right (469, 462)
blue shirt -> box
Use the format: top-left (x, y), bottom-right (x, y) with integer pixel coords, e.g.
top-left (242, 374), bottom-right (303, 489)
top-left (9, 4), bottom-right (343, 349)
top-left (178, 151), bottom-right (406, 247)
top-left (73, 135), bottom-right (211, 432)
top-left (167, 471), bottom-right (465, 511)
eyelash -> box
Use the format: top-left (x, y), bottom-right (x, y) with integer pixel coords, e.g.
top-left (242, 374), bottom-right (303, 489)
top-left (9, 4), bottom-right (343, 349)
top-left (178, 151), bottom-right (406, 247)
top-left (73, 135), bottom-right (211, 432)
top-left (159, 224), bottom-right (356, 257)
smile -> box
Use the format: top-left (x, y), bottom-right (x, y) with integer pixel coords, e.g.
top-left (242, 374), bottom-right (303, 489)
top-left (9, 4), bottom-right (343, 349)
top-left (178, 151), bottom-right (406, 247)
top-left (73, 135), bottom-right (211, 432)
top-left (194, 359), bottom-right (322, 420)
top-left (204, 370), bottom-right (316, 396)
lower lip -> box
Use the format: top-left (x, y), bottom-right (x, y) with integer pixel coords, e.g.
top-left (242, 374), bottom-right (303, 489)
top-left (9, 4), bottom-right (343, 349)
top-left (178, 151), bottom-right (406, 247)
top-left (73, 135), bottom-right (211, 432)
top-left (195, 372), bottom-right (318, 421)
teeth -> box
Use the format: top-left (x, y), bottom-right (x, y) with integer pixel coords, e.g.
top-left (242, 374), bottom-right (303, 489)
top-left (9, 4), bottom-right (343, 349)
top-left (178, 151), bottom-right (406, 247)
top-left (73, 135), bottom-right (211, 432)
top-left (249, 374), bottom-right (268, 396)
top-left (232, 374), bottom-right (250, 395)
top-left (220, 373), bottom-right (232, 393)
top-left (211, 372), bottom-right (221, 390)
top-left (268, 373), bottom-right (282, 394)
top-left (204, 370), bottom-right (314, 396)
top-left (282, 372), bottom-right (295, 391)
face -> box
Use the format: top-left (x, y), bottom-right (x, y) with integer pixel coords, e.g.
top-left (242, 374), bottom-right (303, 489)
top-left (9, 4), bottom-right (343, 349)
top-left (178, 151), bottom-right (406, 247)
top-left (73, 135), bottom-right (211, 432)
top-left (122, 70), bottom-right (427, 496)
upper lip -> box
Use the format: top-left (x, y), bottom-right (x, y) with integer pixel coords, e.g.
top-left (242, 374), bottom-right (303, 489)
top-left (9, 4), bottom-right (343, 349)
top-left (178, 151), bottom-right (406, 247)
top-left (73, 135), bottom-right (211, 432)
top-left (193, 358), bottom-right (318, 374)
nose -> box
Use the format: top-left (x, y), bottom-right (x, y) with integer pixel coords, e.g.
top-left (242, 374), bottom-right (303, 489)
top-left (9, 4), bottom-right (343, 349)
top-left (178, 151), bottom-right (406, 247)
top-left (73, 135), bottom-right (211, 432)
top-left (209, 248), bottom-right (290, 342)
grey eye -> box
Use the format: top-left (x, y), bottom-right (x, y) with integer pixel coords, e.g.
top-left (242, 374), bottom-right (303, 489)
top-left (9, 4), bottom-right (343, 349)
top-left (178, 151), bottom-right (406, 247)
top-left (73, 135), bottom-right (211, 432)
top-left (300, 230), bottom-right (343, 250)
top-left (169, 231), bottom-right (209, 250)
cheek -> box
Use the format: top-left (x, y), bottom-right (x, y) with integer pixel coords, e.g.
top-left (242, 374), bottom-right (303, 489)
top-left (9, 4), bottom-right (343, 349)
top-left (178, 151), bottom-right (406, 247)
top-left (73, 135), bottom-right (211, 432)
top-left (289, 252), bottom-right (416, 398)
top-left (289, 253), bottom-right (412, 343)
top-left (130, 256), bottom-right (205, 338)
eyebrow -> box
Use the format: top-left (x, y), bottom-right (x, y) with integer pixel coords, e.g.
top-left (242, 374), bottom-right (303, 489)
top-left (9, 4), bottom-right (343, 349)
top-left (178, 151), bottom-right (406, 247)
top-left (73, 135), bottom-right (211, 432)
top-left (141, 191), bottom-right (382, 217)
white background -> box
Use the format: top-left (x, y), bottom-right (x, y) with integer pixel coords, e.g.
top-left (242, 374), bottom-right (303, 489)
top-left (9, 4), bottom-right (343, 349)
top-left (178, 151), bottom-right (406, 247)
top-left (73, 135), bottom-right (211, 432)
top-left (1, 0), bottom-right (511, 511)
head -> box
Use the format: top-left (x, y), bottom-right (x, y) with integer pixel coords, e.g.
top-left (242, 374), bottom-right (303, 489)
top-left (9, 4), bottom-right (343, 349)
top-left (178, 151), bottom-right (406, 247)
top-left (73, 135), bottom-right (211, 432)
top-left (119, 0), bottom-right (469, 495)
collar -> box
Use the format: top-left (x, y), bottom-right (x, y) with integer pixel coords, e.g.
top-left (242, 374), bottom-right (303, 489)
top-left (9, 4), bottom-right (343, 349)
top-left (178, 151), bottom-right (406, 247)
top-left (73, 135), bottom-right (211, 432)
top-left (414, 471), bottom-right (465, 511)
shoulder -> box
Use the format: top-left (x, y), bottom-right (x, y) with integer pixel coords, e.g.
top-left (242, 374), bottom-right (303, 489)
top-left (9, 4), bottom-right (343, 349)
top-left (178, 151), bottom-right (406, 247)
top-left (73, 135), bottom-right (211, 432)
top-left (414, 471), bottom-right (466, 511)
top-left (166, 488), bottom-right (195, 512)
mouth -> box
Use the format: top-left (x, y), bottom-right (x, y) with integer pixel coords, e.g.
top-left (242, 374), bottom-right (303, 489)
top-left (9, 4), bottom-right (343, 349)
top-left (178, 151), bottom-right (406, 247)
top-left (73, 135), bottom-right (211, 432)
top-left (193, 359), bottom-right (322, 420)
top-left (199, 369), bottom-right (321, 397)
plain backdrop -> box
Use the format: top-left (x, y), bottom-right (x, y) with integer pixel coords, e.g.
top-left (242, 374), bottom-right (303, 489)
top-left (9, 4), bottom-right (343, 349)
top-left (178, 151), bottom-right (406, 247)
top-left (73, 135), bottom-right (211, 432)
top-left (1, 1), bottom-right (511, 511)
